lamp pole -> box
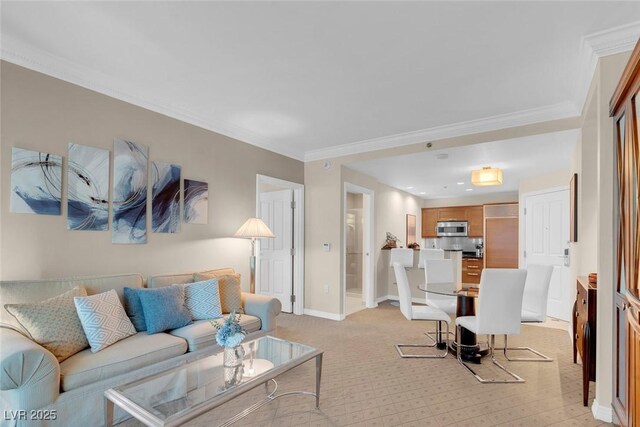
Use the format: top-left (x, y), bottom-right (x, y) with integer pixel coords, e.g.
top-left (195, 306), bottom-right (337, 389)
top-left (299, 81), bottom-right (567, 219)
top-left (250, 237), bottom-right (256, 294)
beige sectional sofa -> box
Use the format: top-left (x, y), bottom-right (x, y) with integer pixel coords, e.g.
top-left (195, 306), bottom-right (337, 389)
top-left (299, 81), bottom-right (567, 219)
top-left (0, 270), bottom-right (282, 427)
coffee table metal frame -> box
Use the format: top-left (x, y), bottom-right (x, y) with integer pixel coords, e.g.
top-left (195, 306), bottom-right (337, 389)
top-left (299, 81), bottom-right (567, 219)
top-left (104, 336), bottom-right (323, 427)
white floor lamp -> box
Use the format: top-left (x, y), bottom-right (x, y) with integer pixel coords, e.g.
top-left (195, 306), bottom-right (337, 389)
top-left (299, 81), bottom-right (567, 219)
top-left (234, 218), bottom-right (275, 294)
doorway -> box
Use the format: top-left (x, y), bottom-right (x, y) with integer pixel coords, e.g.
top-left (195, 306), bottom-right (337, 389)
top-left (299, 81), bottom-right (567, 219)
top-left (343, 183), bottom-right (375, 317)
top-left (256, 175), bottom-right (304, 315)
top-left (522, 187), bottom-right (571, 321)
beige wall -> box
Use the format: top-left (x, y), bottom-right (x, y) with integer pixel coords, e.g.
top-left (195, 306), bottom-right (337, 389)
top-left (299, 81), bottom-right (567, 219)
top-left (0, 62), bottom-right (304, 286)
top-left (518, 170), bottom-right (570, 196)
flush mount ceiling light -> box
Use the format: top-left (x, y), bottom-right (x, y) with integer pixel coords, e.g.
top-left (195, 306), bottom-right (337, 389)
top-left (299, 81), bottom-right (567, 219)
top-left (471, 166), bottom-right (503, 186)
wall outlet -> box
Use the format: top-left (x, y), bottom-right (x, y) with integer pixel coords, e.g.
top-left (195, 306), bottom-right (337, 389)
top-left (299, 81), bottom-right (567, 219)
top-left (323, 284), bottom-right (329, 293)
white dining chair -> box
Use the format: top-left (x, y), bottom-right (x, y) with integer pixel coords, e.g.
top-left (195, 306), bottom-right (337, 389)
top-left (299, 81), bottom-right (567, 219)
top-left (389, 248), bottom-right (414, 307)
top-left (423, 258), bottom-right (457, 314)
top-left (393, 262), bottom-right (450, 358)
top-left (499, 264), bottom-right (554, 362)
top-left (418, 248), bottom-right (445, 268)
top-left (456, 268), bottom-right (528, 383)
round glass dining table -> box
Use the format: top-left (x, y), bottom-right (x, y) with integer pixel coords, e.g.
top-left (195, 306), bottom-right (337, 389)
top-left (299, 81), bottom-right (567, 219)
top-left (417, 285), bottom-right (489, 364)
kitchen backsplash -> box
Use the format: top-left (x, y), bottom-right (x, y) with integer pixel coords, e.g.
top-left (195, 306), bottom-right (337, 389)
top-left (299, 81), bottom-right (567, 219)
top-left (423, 237), bottom-right (483, 251)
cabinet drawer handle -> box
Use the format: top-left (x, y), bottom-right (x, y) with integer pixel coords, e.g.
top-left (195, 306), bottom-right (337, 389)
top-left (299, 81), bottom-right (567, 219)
top-left (576, 311), bottom-right (579, 317)
top-left (582, 299), bottom-right (586, 305)
top-left (468, 266), bottom-right (479, 269)
top-left (575, 333), bottom-right (579, 340)
top-left (467, 273), bottom-right (479, 276)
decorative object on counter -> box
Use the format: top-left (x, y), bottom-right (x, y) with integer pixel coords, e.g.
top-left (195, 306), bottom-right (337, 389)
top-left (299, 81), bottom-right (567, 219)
top-left (406, 214), bottom-right (417, 247)
top-left (11, 147), bottom-right (63, 215)
top-left (112, 139), bottom-right (148, 244)
top-left (382, 231), bottom-right (401, 249)
top-left (471, 166), bottom-right (503, 186)
top-left (67, 143), bottom-right (110, 230)
top-left (570, 173), bottom-right (578, 242)
top-left (588, 272), bottom-right (597, 285)
top-left (234, 218), bottom-right (275, 293)
top-left (184, 179), bottom-right (209, 224)
top-left (407, 242), bottom-right (420, 249)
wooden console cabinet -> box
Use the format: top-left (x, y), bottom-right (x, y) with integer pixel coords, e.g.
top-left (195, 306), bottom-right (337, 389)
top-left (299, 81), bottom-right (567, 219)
top-left (573, 277), bottom-right (597, 407)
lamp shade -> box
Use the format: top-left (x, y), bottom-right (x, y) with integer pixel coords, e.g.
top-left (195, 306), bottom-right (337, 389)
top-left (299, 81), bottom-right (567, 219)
top-left (234, 218), bottom-right (275, 238)
top-left (471, 166), bottom-right (503, 186)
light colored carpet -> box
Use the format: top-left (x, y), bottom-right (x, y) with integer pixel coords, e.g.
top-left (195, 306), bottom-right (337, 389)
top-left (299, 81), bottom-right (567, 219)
top-left (119, 301), bottom-right (606, 427)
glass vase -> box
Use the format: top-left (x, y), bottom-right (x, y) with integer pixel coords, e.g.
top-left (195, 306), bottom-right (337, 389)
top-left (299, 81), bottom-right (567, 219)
top-left (223, 345), bottom-right (245, 368)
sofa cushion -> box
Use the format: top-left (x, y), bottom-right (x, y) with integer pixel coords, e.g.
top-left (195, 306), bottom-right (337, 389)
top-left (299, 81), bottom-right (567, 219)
top-left (183, 278), bottom-right (222, 320)
top-left (137, 285), bottom-right (192, 334)
top-left (169, 314), bottom-right (261, 352)
top-left (59, 332), bottom-right (188, 391)
top-left (123, 287), bottom-right (147, 332)
top-left (194, 272), bottom-right (242, 313)
top-left (5, 286), bottom-right (89, 362)
top-left (74, 290), bottom-right (137, 352)
top-left (0, 273), bottom-right (144, 334)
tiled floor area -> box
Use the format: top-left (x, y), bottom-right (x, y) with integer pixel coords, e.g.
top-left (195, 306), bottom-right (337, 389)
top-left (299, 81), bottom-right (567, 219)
top-left (120, 301), bottom-right (606, 427)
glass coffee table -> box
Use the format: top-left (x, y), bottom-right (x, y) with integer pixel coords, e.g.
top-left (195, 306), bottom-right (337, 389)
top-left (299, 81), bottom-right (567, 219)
top-left (104, 336), bottom-right (323, 427)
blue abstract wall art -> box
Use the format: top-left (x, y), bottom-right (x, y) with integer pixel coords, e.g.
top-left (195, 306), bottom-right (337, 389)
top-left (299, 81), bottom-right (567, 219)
top-left (67, 143), bottom-right (110, 231)
top-left (151, 161), bottom-right (181, 233)
top-left (112, 139), bottom-right (148, 244)
top-left (10, 147), bottom-right (62, 215)
top-left (184, 179), bottom-right (208, 224)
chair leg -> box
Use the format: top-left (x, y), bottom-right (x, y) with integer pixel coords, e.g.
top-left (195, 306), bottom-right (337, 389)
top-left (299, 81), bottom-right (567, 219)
top-left (396, 321), bottom-right (449, 359)
top-left (498, 335), bottom-right (553, 362)
top-left (456, 331), bottom-right (525, 383)
top-left (424, 321), bottom-right (455, 346)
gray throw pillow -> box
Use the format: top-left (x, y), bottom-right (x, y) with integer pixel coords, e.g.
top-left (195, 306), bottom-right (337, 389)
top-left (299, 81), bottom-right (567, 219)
top-left (184, 278), bottom-right (222, 320)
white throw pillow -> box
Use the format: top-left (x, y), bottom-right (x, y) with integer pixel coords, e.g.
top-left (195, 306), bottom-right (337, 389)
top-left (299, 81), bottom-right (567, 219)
top-left (183, 278), bottom-right (222, 320)
top-left (74, 289), bottom-right (136, 352)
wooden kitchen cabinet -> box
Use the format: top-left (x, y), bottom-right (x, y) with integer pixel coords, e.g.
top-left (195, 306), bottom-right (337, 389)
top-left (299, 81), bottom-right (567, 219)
top-left (462, 257), bottom-right (483, 284)
top-left (437, 207), bottom-right (466, 221)
top-left (484, 204), bottom-right (519, 268)
top-left (610, 38), bottom-right (640, 426)
top-left (466, 206), bottom-right (484, 237)
top-left (421, 208), bottom-right (439, 238)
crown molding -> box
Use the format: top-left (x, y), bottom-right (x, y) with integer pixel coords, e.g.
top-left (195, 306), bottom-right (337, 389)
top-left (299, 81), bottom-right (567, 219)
top-left (575, 21), bottom-right (640, 115)
top-left (304, 102), bottom-right (577, 162)
top-left (0, 35), bottom-right (305, 161)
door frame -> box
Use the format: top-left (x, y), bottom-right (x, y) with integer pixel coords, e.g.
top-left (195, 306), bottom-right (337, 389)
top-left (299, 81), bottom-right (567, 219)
top-left (343, 182), bottom-right (375, 316)
top-left (256, 174), bottom-right (305, 315)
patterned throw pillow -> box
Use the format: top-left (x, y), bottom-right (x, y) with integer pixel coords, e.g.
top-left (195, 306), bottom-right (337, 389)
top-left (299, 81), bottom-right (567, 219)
top-left (123, 287), bottom-right (146, 332)
top-left (5, 287), bottom-right (89, 362)
top-left (137, 285), bottom-right (192, 334)
top-left (194, 272), bottom-right (242, 313)
top-left (74, 289), bottom-right (137, 352)
top-left (183, 278), bottom-right (222, 320)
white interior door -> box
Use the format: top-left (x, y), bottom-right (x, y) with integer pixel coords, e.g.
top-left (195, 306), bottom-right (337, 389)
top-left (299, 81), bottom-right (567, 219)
top-left (259, 189), bottom-right (293, 313)
top-left (525, 189), bottom-right (570, 321)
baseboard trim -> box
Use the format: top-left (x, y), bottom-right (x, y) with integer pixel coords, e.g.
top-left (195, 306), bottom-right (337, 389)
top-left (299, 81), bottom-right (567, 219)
top-left (303, 308), bottom-right (345, 321)
top-left (591, 399), bottom-right (613, 422)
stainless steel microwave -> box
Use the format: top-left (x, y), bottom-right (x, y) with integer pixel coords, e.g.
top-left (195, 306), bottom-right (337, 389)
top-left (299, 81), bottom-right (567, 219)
top-left (436, 221), bottom-right (468, 237)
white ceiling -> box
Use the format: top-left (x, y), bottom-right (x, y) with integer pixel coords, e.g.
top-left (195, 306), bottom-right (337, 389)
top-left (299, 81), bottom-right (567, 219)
top-left (1, 2), bottom-right (639, 160)
top-left (346, 130), bottom-right (579, 199)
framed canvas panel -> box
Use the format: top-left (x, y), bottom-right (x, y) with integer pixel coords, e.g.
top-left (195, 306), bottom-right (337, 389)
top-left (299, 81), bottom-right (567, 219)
top-left (184, 179), bottom-right (208, 224)
top-left (112, 139), bottom-right (148, 244)
top-left (67, 143), bottom-right (110, 230)
top-left (151, 161), bottom-right (181, 233)
top-left (11, 147), bottom-right (62, 215)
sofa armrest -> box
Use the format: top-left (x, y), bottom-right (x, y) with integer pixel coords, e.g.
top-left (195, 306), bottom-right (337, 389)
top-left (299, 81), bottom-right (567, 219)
top-left (0, 327), bottom-right (60, 410)
top-left (241, 293), bottom-right (282, 332)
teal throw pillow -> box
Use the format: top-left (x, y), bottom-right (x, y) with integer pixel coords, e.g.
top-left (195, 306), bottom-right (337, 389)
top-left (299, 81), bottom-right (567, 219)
top-left (123, 287), bottom-right (146, 332)
top-left (137, 285), bottom-right (192, 334)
